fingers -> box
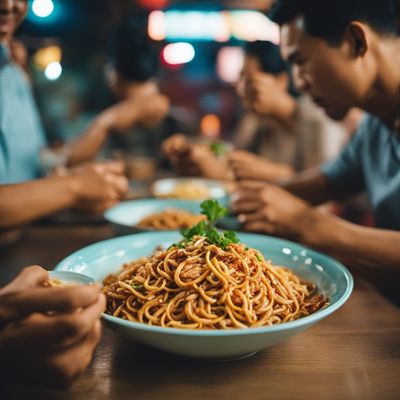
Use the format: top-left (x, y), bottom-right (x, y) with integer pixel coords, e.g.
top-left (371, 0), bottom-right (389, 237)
top-left (1, 265), bottom-right (48, 293)
top-left (238, 180), bottom-right (271, 190)
top-left (231, 199), bottom-right (263, 214)
top-left (242, 220), bottom-right (276, 235)
top-left (0, 284), bottom-right (101, 325)
top-left (42, 320), bottom-right (102, 388)
top-left (93, 160), bottom-right (126, 175)
top-left (162, 134), bottom-right (187, 156)
top-left (0, 293), bottom-right (105, 351)
top-left (236, 211), bottom-right (276, 234)
top-left (104, 173), bottom-right (129, 197)
top-left (1, 312), bottom-right (103, 389)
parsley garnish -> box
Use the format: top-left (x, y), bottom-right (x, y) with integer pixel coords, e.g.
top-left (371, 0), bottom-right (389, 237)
top-left (173, 200), bottom-right (240, 250)
top-left (210, 142), bottom-right (226, 157)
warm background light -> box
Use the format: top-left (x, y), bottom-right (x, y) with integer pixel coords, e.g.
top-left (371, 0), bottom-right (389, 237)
top-left (200, 114), bottom-right (221, 138)
top-left (33, 45), bottom-right (62, 70)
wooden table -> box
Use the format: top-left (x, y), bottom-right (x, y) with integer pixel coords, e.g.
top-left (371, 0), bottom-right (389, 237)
top-left (2, 223), bottom-right (400, 400)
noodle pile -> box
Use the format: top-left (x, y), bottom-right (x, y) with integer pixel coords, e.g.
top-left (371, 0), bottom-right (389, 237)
top-left (137, 209), bottom-right (206, 230)
top-left (161, 182), bottom-right (211, 200)
top-left (103, 236), bottom-right (328, 329)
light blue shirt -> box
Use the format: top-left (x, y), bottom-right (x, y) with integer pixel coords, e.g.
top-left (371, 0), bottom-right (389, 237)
top-left (321, 114), bottom-right (400, 230)
top-left (0, 44), bottom-right (46, 184)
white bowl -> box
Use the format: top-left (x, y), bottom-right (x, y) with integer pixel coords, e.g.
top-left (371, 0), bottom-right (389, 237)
top-left (104, 198), bottom-right (203, 234)
top-left (55, 232), bottom-right (353, 360)
top-left (151, 177), bottom-right (228, 201)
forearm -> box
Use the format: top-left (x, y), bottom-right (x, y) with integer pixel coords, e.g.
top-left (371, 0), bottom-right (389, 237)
top-left (66, 116), bottom-right (111, 167)
top-left (0, 177), bottom-right (77, 229)
top-left (281, 168), bottom-right (335, 206)
top-left (303, 210), bottom-right (400, 271)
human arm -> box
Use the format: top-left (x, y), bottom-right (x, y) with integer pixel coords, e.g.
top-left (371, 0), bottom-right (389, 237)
top-left (229, 150), bottom-right (295, 182)
top-left (0, 266), bottom-right (105, 388)
top-left (232, 182), bottom-right (400, 271)
top-left (0, 161), bottom-right (128, 230)
top-left (66, 94), bottom-right (169, 166)
top-left (275, 117), bottom-right (368, 205)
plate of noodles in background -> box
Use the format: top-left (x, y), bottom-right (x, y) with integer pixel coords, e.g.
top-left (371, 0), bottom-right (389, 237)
top-left (151, 177), bottom-right (228, 202)
top-left (104, 199), bottom-right (206, 234)
top-left (57, 201), bottom-right (353, 360)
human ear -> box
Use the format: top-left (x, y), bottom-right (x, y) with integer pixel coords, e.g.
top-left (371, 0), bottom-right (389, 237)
top-left (346, 22), bottom-right (369, 57)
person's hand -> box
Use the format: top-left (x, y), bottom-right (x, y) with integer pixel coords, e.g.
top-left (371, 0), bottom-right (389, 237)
top-left (231, 181), bottom-right (315, 241)
top-left (0, 266), bottom-right (105, 388)
top-left (244, 72), bottom-right (285, 116)
top-left (100, 93), bottom-right (170, 132)
top-left (165, 140), bottom-right (230, 180)
top-left (229, 150), bottom-right (295, 182)
top-left (162, 134), bottom-right (189, 161)
top-left (67, 160), bottom-right (129, 211)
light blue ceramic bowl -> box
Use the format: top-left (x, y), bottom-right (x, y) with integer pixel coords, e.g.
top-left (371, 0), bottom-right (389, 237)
top-left (104, 199), bottom-right (203, 234)
top-left (55, 232), bottom-right (353, 359)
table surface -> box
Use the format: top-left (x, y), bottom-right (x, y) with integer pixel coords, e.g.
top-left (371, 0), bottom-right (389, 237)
top-left (2, 223), bottom-right (400, 400)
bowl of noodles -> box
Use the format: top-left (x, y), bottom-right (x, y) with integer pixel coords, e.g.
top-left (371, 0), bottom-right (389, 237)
top-left (56, 221), bottom-right (353, 359)
top-left (104, 199), bottom-right (206, 234)
top-left (151, 177), bottom-right (228, 202)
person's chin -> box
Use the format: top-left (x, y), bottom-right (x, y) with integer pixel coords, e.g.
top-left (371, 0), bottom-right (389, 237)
top-left (319, 103), bottom-right (348, 121)
top-left (325, 108), bottom-right (348, 121)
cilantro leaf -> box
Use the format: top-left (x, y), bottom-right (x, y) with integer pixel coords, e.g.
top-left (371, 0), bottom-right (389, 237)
top-left (223, 231), bottom-right (240, 244)
top-left (172, 200), bottom-right (239, 250)
top-left (200, 199), bottom-right (228, 224)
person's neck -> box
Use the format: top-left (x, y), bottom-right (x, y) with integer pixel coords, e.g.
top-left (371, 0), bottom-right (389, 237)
top-left (361, 39), bottom-right (400, 129)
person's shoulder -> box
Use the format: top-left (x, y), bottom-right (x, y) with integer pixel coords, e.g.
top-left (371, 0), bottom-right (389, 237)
top-left (356, 113), bottom-right (390, 141)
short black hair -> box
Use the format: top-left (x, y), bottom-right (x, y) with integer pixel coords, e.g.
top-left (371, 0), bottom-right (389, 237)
top-left (244, 40), bottom-right (287, 75)
top-left (269, 0), bottom-right (400, 45)
top-left (108, 13), bottom-right (159, 82)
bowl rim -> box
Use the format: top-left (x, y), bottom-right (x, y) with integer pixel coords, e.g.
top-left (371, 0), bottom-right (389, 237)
top-left (49, 270), bottom-right (96, 285)
top-left (103, 198), bottom-right (206, 232)
top-left (151, 177), bottom-right (228, 198)
top-left (56, 231), bottom-right (354, 336)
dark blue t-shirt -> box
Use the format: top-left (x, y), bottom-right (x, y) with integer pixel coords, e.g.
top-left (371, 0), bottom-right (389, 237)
top-left (321, 114), bottom-right (400, 230)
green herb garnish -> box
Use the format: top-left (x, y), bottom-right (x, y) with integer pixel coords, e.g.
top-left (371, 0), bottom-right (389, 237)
top-left (210, 142), bottom-right (226, 157)
top-left (173, 200), bottom-right (239, 250)
top-left (131, 284), bottom-right (143, 290)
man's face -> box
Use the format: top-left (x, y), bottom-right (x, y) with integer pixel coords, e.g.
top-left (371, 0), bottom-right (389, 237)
top-left (0, 0), bottom-right (28, 42)
top-left (280, 16), bottom-right (375, 120)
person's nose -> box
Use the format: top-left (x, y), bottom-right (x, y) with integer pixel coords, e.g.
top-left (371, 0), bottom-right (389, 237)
top-left (0, 0), bottom-right (14, 15)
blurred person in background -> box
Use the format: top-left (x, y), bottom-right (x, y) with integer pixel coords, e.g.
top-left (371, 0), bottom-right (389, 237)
top-left (164, 40), bottom-right (346, 182)
top-left (0, 1), bottom-right (169, 230)
top-left (232, 0), bottom-right (400, 304)
top-left (104, 14), bottom-right (196, 170)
